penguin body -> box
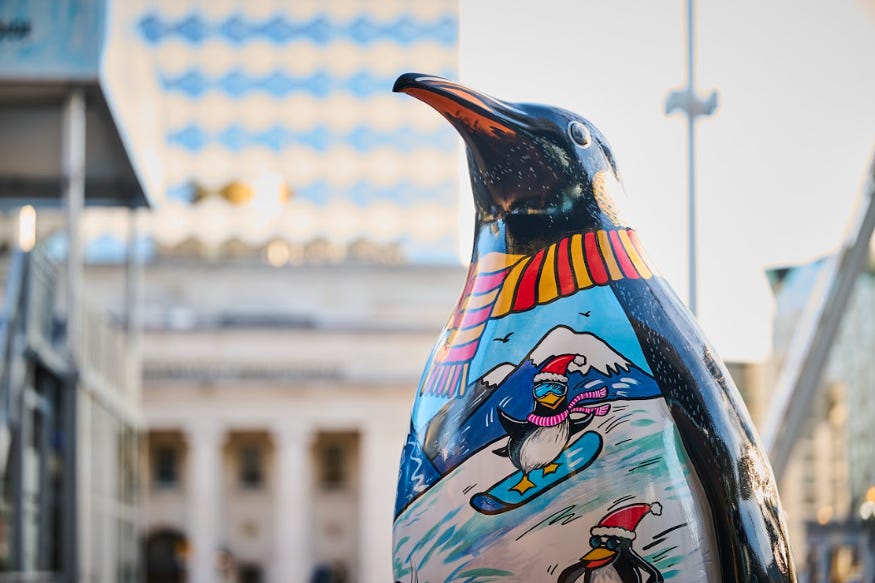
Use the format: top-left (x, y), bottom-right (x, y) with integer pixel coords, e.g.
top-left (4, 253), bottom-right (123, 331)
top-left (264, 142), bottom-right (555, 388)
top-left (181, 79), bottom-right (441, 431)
top-left (497, 404), bottom-right (593, 493)
top-left (391, 73), bottom-right (795, 581)
top-left (510, 417), bottom-right (568, 475)
top-left (558, 551), bottom-right (652, 583)
top-left (499, 409), bottom-right (572, 472)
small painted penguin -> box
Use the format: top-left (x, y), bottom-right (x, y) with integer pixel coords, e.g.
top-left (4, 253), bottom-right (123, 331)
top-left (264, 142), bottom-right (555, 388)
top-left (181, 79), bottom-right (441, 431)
top-left (392, 73), bottom-right (796, 580)
top-left (494, 354), bottom-right (609, 493)
top-left (558, 503), bottom-right (664, 583)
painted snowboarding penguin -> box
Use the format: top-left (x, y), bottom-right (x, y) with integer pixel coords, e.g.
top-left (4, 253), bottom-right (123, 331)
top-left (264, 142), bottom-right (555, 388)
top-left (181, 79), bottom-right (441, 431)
top-left (558, 502), bottom-right (664, 583)
top-left (495, 354), bottom-right (609, 491)
top-left (471, 352), bottom-right (610, 514)
top-left (391, 73), bottom-right (796, 582)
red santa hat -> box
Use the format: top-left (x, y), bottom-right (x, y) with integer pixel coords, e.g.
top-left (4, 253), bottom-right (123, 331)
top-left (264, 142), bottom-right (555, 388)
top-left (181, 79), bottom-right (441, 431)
top-left (533, 354), bottom-right (585, 385)
top-left (590, 502), bottom-right (662, 541)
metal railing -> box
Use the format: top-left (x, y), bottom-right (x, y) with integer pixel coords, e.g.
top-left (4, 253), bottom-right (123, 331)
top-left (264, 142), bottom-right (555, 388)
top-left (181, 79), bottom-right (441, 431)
top-left (21, 247), bottom-right (138, 415)
top-left (78, 299), bottom-right (134, 403)
top-left (22, 249), bottom-right (64, 373)
top-left (0, 573), bottom-right (60, 583)
top-left (0, 250), bottom-right (24, 416)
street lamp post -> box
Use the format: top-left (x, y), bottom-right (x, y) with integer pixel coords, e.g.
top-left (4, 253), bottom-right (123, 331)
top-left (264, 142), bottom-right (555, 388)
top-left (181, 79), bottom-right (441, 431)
top-left (665, 0), bottom-right (718, 317)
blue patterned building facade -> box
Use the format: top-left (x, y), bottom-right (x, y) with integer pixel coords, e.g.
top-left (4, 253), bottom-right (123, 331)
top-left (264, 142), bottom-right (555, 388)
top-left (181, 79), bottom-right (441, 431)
top-left (96, 0), bottom-right (460, 264)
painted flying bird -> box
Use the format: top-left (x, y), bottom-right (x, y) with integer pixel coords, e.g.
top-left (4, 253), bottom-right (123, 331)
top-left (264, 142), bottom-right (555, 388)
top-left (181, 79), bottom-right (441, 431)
top-left (393, 73), bottom-right (795, 580)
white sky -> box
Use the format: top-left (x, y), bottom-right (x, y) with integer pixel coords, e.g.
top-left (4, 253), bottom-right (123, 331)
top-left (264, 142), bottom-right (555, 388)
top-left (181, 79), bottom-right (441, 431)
top-left (459, 0), bottom-right (875, 361)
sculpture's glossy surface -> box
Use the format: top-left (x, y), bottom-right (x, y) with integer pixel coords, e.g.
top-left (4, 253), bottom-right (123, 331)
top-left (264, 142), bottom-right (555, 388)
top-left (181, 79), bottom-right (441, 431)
top-left (392, 73), bottom-right (795, 582)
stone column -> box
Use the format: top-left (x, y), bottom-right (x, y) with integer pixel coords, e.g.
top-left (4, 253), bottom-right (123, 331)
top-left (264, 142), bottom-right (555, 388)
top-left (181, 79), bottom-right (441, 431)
top-left (272, 423), bottom-right (313, 583)
top-left (359, 422), bottom-right (401, 583)
top-left (186, 422), bottom-right (224, 583)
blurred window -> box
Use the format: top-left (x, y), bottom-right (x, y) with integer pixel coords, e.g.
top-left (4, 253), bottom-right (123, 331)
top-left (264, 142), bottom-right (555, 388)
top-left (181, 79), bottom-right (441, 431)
top-left (239, 444), bottom-right (263, 489)
top-left (239, 563), bottom-right (263, 583)
top-left (310, 562), bottom-right (347, 583)
top-left (153, 446), bottom-right (178, 488)
top-left (319, 442), bottom-right (346, 490)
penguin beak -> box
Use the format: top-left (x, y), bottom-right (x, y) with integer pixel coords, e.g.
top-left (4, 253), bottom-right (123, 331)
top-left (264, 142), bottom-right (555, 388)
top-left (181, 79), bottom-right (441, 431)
top-left (393, 73), bottom-right (525, 139)
top-left (536, 393), bottom-right (564, 409)
top-left (581, 547), bottom-right (616, 568)
top-left (394, 72), bottom-right (558, 219)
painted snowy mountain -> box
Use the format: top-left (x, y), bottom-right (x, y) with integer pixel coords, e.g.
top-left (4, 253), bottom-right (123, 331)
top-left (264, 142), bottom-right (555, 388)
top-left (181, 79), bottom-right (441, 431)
top-left (484, 325), bottom-right (636, 385)
top-left (395, 326), bottom-right (661, 515)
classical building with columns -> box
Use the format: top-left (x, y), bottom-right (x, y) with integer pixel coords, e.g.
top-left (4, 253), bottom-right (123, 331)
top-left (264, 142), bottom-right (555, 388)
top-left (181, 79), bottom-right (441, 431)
top-left (85, 260), bottom-right (466, 583)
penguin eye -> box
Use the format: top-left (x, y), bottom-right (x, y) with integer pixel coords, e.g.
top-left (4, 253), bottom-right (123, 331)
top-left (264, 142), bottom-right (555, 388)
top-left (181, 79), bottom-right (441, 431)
top-left (589, 536), bottom-right (601, 548)
top-left (605, 538), bottom-right (618, 550)
top-left (568, 121), bottom-right (591, 148)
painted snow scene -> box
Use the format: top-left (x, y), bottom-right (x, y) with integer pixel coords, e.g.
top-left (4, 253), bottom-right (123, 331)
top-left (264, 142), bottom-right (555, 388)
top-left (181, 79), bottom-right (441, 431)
top-left (393, 284), bottom-right (720, 582)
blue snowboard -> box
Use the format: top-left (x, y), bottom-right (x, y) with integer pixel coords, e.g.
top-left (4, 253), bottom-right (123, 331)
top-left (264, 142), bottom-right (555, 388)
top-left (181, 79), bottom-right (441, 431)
top-left (469, 431), bottom-right (603, 515)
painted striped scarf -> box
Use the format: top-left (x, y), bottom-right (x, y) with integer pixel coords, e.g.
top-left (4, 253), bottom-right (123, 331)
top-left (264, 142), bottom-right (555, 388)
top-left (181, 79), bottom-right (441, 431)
top-left (526, 389), bottom-right (611, 427)
top-left (420, 228), bottom-right (655, 397)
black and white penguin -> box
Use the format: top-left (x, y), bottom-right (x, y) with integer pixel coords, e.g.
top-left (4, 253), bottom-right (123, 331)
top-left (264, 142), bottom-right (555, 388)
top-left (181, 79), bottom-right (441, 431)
top-left (558, 502), bottom-right (664, 583)
top-left (393, 72), bottom-right (796, 580)
top-left (495, 353), bottom-right (609, 494)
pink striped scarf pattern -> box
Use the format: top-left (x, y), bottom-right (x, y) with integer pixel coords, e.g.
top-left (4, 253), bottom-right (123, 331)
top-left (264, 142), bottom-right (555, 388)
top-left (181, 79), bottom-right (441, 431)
top-left (526, 387), bottom-right (611, 427)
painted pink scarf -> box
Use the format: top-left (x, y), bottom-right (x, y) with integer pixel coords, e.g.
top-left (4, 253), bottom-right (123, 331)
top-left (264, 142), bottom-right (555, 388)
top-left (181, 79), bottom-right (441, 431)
top-left (526, 387), bottom-right (611, 427)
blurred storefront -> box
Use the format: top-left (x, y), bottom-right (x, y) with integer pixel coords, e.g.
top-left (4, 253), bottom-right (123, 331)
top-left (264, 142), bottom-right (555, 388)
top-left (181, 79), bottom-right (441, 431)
top-left (0, 1), bottom-right (158, 581)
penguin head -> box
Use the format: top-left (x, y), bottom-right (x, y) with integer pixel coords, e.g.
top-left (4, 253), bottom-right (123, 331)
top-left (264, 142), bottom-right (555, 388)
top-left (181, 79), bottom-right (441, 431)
top-left (533, 380), bottom-right (568, 410)
top-left (581, 535), bottom-right (629, 568)
top-left (394, 73), bottom-right (625, 252)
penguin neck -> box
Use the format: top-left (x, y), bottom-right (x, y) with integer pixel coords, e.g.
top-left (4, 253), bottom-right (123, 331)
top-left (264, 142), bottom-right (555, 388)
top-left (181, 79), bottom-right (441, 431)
top-left (472, 208), bottom-right (625, 260)
top-left (532, 399), bottom-right (567, 417)
top-left (467, 157), bottom-right (630, 258)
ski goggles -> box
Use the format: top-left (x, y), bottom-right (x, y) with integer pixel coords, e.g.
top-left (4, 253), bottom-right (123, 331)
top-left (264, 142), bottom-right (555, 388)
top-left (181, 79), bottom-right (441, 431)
top-left (533, 382), bottom-right (566, 399)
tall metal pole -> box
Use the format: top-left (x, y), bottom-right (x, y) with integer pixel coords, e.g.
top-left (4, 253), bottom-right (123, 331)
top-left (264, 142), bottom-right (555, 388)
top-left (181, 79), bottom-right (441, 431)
top-left (666, 0), bottom-right (718, 317)
top-left (686, 0), bottom-right (697, 317)
top-left (125, 207), bottom-right (143, 403)
top-left (61, 87), bottom-right (85, 583)
top-left (64, 88), bottom-right (85, 359)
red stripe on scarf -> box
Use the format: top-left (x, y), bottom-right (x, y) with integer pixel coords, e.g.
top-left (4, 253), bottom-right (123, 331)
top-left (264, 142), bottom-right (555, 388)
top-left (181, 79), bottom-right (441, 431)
top-left (513, 249), bottom-right (545, 311)
top-left (556, 237), bottom-right (577, 296)
top-left (610, 230), bottom-right (639, 279)
top-left (584, 232), bottom-right (609, 285)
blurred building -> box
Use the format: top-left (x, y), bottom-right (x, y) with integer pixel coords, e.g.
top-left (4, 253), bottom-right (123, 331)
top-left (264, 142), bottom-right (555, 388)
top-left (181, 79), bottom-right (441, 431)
top-left (0, 1), bottom-right (158, 581)
top-left (84, 261), bottom-right (464, 583)
top-left (69, 1), bottom-right (462, 583)
top-left (92, 0), bottom-right (460, 266)
top-left (767, 259), bottom-right (875, 581)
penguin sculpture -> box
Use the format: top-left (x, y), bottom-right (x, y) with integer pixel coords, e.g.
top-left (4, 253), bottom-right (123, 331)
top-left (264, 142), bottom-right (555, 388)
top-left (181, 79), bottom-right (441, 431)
top-left (391, 73), bottom-right (795, 582)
